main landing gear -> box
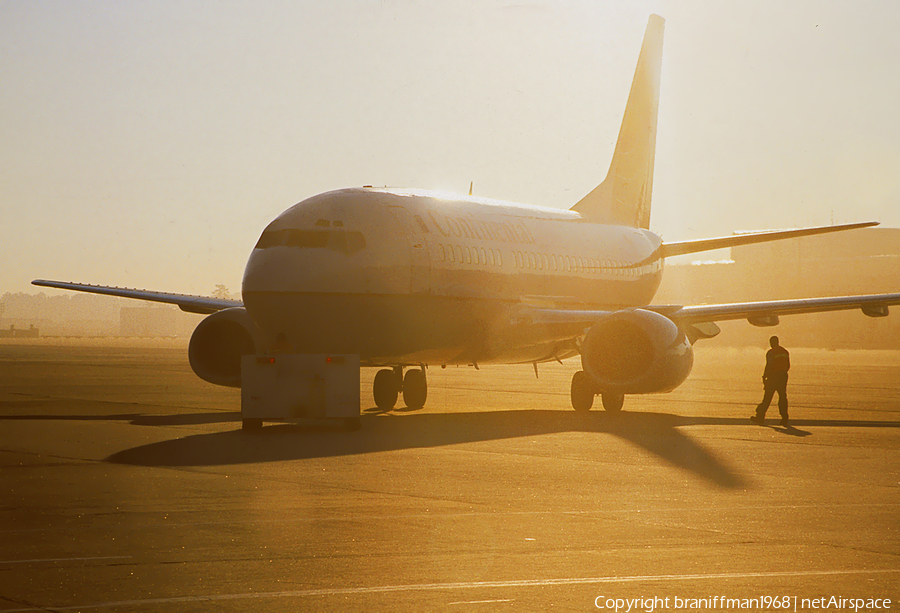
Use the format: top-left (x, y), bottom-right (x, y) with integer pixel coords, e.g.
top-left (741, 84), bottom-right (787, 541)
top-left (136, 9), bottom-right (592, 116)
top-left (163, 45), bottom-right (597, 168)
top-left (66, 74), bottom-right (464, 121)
top-left (570, 370), bottom-right (624, 413)
top-left (373, 365), bottom-right (427, 411)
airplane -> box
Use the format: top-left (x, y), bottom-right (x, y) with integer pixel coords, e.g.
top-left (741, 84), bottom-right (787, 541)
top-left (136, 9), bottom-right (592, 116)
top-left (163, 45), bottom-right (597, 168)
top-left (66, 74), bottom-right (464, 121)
top-left (34, 14), bottom-right (900, 428)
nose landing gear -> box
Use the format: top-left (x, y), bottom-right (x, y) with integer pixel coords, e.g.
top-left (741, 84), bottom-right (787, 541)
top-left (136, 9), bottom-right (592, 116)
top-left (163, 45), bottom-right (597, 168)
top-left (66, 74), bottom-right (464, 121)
top-left (373, 365), bottom-right (427, 411)
top-left (402, 368), bottom-right (427, 410)
top-left (373, 368), bottom-right (399, 410)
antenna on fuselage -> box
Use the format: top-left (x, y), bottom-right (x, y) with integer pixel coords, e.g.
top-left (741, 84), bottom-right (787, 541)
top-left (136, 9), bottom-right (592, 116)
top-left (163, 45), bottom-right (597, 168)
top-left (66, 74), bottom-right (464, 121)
top-left (468, 182), bottom-right (474, 196)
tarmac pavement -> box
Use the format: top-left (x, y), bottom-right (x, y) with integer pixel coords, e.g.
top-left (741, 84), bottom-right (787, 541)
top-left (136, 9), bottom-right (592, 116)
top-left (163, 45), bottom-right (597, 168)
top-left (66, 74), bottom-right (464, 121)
top-left (0, 340), bottom-right (897, 611)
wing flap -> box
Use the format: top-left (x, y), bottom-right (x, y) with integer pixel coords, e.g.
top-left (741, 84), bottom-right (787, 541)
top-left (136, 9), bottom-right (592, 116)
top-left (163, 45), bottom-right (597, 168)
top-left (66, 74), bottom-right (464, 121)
top-left (31, 280), bottom-right (242, 315)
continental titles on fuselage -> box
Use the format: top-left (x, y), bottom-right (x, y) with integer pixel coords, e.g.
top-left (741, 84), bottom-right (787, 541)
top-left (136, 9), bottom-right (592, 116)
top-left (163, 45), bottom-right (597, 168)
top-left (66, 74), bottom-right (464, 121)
top-left (427, 210), bottom-right (537, 245)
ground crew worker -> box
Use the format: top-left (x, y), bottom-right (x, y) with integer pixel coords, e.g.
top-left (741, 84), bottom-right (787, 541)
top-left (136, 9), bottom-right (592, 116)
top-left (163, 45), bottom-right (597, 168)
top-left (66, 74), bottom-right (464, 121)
top-left (751, 335), bottom-right (790, 426)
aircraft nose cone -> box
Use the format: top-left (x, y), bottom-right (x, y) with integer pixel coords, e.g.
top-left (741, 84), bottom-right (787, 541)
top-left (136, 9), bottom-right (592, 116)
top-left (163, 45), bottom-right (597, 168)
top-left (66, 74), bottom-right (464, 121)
top-left (242, 248), bottom-right (282, 295)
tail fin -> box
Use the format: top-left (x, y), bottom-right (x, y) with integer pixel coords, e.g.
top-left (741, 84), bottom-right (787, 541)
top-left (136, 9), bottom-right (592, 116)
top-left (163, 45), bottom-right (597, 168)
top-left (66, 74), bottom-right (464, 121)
top-left (571, 14), bottom-right (664, 229)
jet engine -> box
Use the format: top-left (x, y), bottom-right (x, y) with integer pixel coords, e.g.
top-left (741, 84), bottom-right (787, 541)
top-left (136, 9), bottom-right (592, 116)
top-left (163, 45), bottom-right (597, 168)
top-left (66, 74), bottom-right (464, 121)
top-left (188, 307), bottom-right (264, 388)
top-left (580, 309), bottom-right (693, 395)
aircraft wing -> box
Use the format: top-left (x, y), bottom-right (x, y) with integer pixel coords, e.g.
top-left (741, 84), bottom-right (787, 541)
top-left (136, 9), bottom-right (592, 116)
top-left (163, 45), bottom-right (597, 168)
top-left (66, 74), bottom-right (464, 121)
top-left (31, 280), bottom-right (242, 315)
top-left (518, 292), bottom-right (900, 343)
top-left (659, 293), bottom-right (900, 326)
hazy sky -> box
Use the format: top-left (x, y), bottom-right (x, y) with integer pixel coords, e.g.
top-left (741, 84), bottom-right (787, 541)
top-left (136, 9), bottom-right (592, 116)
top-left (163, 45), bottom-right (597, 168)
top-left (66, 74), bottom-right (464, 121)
top-left (3, 0), bottom-right (898, 296)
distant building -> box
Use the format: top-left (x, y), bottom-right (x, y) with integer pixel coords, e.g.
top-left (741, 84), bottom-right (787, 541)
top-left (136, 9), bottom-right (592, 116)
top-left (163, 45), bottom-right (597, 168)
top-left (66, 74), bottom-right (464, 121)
top-left (0, 324), bottom-right (40, 339)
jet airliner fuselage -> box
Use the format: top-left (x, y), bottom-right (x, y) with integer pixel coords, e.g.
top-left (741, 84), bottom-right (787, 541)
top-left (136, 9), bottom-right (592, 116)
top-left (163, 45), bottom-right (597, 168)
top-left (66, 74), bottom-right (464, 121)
top-left (241, 187), bottom-right (663, 367)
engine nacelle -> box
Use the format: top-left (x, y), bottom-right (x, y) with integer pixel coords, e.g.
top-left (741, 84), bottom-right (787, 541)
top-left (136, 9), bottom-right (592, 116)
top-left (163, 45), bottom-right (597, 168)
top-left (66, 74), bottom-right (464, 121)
top-left (188, 307), bottom-right (264, 388)
top-left (581, 309), bottom-right (693, 395)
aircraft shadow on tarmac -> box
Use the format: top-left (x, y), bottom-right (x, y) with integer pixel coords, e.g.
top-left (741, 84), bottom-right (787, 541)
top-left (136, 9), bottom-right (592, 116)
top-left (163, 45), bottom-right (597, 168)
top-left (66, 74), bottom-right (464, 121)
top-left (97, 408), bottom-right (900, 489)
top-left (5, 402), bottom-right (896, 488)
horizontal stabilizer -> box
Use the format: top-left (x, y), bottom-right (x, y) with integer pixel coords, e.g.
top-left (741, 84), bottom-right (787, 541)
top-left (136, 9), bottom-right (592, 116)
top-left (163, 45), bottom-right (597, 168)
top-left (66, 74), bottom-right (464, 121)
top-left (659, 221), bottom-right (879, 259)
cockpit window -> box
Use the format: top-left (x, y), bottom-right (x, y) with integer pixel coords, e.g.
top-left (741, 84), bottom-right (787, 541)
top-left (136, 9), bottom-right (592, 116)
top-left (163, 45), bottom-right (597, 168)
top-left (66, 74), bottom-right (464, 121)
top-left (255, 229), bottom-right (289, 249)
top-left (284, 230), bottom-right (329, 249)
top-left (254, 228), bottom-right (366, 255)
top-left (345, 232), bottom-right (365, 254)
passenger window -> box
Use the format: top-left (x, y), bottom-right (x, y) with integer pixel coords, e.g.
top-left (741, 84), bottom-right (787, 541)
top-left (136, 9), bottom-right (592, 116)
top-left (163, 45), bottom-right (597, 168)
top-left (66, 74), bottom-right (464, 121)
top-left (473, 247), bottom-right (480, 265)
top-left (439, 244), bottom-right (446, 262)
top-left (465, 246), bottom-right (472, 264)
top-left (496, 250), bottom-right (502, 267)
top-left (480, 247), bottom-right (486, 265)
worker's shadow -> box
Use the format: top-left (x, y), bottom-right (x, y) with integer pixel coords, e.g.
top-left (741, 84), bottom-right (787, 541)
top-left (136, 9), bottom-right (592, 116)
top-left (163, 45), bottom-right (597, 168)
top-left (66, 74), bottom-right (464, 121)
top-left (769, 424), bottom-right (812, 437)
top-left (106, 410), bottom-right (752, 489)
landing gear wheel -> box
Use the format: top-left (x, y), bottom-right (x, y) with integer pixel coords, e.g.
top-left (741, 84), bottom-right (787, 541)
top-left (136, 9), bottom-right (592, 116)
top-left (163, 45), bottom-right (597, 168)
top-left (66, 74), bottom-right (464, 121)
top-left (242, 417), bottom-right (263, 431)
top-left (402, 368), bottom-right (427, 410)
top-left (570, 371), bottom-right (594, 412)
top-left (601, 392), bottom-right (624, 412)
top-left (373, 368), bottom-right (399, 410)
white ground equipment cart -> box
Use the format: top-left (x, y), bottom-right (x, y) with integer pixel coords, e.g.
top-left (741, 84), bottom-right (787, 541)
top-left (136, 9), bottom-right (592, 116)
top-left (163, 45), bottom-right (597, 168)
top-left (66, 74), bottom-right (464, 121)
top-left (240, 354), bottom-right (361, 431)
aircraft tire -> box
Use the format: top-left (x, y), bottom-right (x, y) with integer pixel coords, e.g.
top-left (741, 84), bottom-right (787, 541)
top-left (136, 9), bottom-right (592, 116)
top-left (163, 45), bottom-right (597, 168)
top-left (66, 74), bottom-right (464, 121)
top-left (373, 368), bottom-right (399, 410)
top-left (570, 371), bottom-right (594, 412)
top-left (242, 417), bottom-right (263, 431)
top-left (402, 368), bottom-right (427, 410)
top-left (601, 392), bottom-right (624, 412)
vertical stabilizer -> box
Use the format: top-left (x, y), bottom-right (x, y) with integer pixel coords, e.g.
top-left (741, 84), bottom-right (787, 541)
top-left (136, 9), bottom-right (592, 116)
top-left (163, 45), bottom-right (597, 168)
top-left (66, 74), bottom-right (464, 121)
top-left (572, 15), bottom-right (664, 228)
